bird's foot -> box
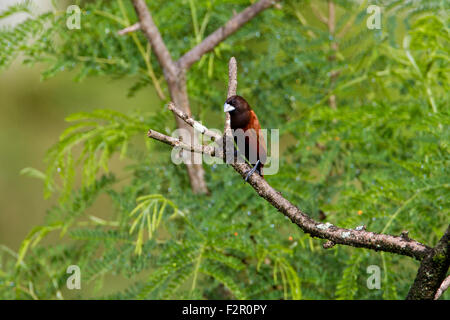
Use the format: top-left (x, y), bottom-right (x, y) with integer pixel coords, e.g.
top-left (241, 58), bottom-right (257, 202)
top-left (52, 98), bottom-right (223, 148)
top-left (244, 160), bottom-right (261, 182)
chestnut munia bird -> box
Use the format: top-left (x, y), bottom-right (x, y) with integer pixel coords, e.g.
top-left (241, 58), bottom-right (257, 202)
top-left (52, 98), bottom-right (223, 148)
top-left (223, 95), bottom-right (266, 181)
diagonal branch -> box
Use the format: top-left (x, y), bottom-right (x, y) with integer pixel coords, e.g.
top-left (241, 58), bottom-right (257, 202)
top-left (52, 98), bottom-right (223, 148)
top-left (147, 129), bottom-right (216, 156)
top-left (310, 3), bottom-right (328, 25)
top-left (131, 0), bottom-right (178, 78)
top-left (145, 57), bottom-right (433, 262)
top-left (117, 22), bottom-right (140, 35)
top-left (178, 0), bottom-right (281, 70)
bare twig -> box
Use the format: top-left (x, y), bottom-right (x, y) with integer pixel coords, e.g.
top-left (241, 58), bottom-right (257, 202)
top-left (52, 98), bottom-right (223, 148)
top-left (178, 0), bottom-right (281, 70)
top-left (117, 22), bottom-right (141, 35)
top-left (130, 0), bottom-right (279, 194)
top-left (310, 3), bottom-right (328, 25)
top-left (146, 57), bottom-right (433, 262)
top-left (147, 129), bottom-right (215, 156)
top-left (227, 57), bottom-right (238, 99)
top-left (328, 0), bottom-right (337, 109)
top-left (167, 102), bottom-right (221, 141)
top-left (401, 230), bottom-right (410, 240)
top-left (132, 0), bottom-right (178, 78)
top-left (434, 275), bottom-right (450, 300)
top-left (407, 226), bottom-right (450, 300)
top-left (131, 0), bottom-right (207, 193)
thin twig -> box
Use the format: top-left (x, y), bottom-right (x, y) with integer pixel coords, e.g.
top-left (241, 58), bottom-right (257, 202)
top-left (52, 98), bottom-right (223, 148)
top-left (150, 99), bottom-right (431, 260)
top-left (117, 22), bottom-right (141, 35)
top-left (129, 0), bottom-right (282, 194)
top-left (147, 129), bottom-right (215, 156)
top-left (178, 0), bottom-right (281, 70)
top-left (407, 226), bottom-right (450, 299)
top-left (167, 102), bottom-right (221, 141)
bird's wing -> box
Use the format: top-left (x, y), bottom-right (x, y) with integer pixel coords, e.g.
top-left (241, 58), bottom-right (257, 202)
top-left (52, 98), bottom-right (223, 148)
top-left (245, 110), bottom-right (267, 165)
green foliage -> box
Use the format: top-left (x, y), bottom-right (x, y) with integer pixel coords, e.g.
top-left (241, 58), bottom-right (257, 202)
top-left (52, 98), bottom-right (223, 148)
top-left (0, 0), bottom-right (448, 300)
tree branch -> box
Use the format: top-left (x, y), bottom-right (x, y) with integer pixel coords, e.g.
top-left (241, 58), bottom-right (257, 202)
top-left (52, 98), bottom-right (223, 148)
top-left (167, 102), bottom-right (221, 141)
top-left (407, 225), bottom-right (450, 299)
top-left (310, 3), bottom-right (328, 25)
top-left (145, 57), bottom-right (433, 262)
top-left (131, 0), bottom-right (178, 78)
top-left (147, 129), bottom-right (216, 156)
top-left (223, 57), bottom-right (236, 162)
top-left (327, 0), bottom-right (335, 35)
top-left (178, 0), bottom-right (281, 70)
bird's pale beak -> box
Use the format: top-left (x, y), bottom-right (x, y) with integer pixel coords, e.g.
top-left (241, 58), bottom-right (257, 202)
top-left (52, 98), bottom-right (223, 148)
top-left (223, 103), bottom-right (235, 113)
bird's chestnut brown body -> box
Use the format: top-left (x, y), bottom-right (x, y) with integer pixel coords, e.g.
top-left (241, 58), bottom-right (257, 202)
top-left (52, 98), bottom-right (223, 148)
top-left (224, 95), bottom-right (266, 177)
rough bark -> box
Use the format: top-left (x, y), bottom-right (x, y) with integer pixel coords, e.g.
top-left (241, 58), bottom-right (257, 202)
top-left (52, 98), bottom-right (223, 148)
top-left (178, 0), bottom-right (281, 70)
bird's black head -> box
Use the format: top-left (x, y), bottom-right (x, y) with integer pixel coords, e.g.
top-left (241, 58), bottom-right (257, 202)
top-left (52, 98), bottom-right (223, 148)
top-left (224, 95), bottom-right (251, 129)
top-left (224, 95), bottom-right (250, 114)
